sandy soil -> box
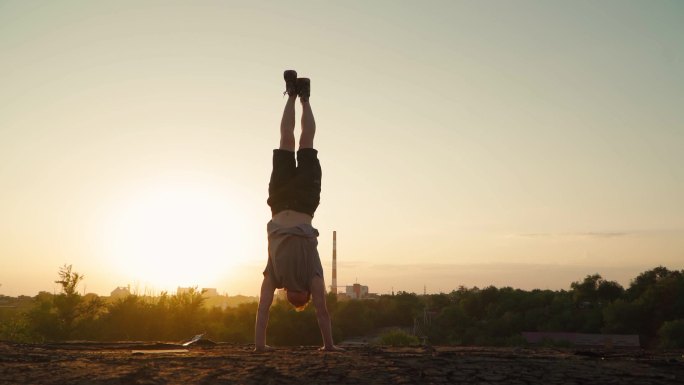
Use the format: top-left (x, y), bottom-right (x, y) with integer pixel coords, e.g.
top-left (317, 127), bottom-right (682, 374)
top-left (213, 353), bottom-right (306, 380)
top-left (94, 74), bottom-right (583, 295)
top-left (0, 341), bottom-right (682, 384)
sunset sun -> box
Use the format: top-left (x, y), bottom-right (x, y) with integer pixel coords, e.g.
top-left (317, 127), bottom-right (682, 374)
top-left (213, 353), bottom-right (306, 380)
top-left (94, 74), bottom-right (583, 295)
top-left (103, 182), bottom-right (252, 292)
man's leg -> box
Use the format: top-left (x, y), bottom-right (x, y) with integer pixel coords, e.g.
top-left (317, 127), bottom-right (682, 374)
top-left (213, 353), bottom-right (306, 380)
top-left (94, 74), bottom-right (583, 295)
top-left (292, 78), bottom-right (320, 216)
top-left (297, 78), bottom-right (315, 149)
top-left (280, 95), bottom-right (296, 151)
top-left (267, 95), bottom-right (298, 212)
top-left (299, 101), bottom-right (316, 149)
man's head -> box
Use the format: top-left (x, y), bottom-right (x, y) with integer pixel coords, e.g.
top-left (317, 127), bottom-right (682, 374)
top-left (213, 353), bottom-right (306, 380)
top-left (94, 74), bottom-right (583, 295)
top-left (286, 290), bottom-right (311, 311)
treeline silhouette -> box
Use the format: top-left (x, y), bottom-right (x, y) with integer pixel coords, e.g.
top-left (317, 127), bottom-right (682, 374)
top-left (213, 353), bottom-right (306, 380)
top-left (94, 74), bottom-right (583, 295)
top-left (1, 265), bottom-right (683, 347)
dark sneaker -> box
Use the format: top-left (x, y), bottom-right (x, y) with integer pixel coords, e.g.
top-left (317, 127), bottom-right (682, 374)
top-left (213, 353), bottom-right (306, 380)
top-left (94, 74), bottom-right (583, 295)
top-left (283, 70), bottom-right (298, 96)
top-left (296, 78), bottom-right (310, 102)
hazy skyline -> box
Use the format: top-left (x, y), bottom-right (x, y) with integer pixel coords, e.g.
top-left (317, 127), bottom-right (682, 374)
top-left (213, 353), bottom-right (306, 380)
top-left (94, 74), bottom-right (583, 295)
top-left (1, 1), bottom-right (683, 296)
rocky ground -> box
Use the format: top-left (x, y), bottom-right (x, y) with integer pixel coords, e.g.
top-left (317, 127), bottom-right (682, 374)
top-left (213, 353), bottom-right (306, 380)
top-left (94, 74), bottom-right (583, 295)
top-left (0, 341), bottom-right (682, 384)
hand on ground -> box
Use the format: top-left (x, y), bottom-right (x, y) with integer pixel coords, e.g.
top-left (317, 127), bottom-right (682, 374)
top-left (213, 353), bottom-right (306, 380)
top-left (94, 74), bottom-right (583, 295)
top-left (253, 345), bottom-right (274, 353)
top-left (319, 345), bottom-right (345, 352)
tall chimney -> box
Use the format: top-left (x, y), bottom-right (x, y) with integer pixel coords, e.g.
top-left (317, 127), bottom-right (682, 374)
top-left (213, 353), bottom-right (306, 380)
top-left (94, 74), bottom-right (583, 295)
top-left (332, 231), bottom-right (337, 295)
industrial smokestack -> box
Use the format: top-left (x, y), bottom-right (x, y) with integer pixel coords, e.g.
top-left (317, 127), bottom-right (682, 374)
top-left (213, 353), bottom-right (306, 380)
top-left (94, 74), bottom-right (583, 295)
top-left (332, 231), bottom-right (337, 295)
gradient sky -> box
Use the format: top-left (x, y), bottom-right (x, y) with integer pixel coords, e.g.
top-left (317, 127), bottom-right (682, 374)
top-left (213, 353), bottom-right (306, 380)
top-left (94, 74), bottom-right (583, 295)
top-left (1, 1), bottom-right (683, 296)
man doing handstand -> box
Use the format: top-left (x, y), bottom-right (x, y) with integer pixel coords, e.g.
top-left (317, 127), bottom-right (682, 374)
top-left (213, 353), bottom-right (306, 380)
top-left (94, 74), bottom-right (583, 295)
top-left (254, 70), bottom-right (341, 352)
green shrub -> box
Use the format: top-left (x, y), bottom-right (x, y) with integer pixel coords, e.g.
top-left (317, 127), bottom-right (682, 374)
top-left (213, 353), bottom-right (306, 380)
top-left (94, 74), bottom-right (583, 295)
top-left (377, 329), bottom-right (420, 346)
top-left (0, 317), bottom-right (33, 343)
top-left (658, 319), bottom-right (684, 348)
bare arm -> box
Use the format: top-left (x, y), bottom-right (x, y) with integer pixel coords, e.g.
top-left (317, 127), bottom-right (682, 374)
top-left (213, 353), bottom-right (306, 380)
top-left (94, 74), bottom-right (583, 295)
top-left (254, 275), bottom-right (275, 351)
top-left (310, 275), bottom-right (343, 351)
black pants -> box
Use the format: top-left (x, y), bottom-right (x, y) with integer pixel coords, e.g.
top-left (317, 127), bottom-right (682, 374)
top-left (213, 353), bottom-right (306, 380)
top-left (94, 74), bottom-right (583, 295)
top-left (267, 148), bottom-right (321, 217)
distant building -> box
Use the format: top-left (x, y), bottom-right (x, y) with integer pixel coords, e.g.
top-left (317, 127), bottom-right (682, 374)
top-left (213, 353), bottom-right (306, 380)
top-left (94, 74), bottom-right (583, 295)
top-left (278, 284), bottom-right (371, 301)
top-left (176, 287), bottom-right (219, 297)
top-left (110, 286), bottom-right (130, 299)
top-left (177, 287), bottom-right (193, 296)
top-left (346, 283), bottom-right (369, 299)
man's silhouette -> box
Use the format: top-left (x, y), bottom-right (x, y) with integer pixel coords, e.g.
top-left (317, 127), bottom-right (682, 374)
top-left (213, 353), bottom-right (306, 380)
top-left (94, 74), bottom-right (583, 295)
top-left (254, 70), bottom-right (341, 352)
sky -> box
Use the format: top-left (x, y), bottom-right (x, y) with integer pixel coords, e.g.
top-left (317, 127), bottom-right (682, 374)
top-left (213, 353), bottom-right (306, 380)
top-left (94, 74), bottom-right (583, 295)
top-left (1, 0), bottom-right (683, 297)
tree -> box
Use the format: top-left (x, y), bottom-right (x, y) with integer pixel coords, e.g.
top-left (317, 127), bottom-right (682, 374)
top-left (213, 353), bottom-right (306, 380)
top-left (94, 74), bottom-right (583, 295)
top-left (55, 264), bottom-right (83, 296)
top-left (596, 280), bottom-right (624, 303)
top-left (25, 265), bottom-right (104, 341)
top-left (627, 266), bottom-right (674, 301)
top-left (334, 300), bottom-right (374, 338)
top-left (570, 274), bottom-right (602, 304)
top-left (52, 265), bottom-right (85, 338)
top-left (571, 274), bottom-right (624, 305)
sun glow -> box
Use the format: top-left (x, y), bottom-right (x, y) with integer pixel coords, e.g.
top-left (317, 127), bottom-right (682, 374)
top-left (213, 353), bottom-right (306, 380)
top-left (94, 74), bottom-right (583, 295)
top-left (102, 182), bottom-right (252, 292)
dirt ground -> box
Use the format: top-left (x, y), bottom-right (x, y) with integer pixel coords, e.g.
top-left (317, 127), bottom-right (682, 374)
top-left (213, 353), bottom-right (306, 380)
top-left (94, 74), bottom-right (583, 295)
top-left (1, 341), bottom-right (682, 385)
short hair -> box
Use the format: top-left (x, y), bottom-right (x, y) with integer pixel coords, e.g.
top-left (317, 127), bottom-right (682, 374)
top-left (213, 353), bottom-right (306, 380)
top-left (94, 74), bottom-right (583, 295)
top-left (286, 290), bottom-right (311, 311)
